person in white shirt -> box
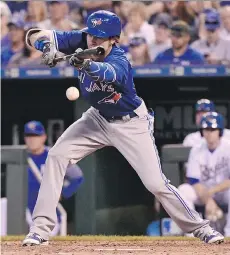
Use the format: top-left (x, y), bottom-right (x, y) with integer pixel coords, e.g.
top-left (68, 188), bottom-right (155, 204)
top-left (183, 99), bottom-right (230, 147)
top-left (191, 10), bottom-right (230, 65)
top-left (124, 2), bottom-right (155, 46)
top-left (128, 36), bottom-right (151, 66)
top-left (38, 1), bottom-right (78, 31)
top-left (220, 6), bottom-right (230, 41)
top-left (179, 112), bottom-right (230, 236)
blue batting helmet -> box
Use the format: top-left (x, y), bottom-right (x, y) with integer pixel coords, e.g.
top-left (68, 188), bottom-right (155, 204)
top-left (195, 99), bottom-right (215, 112)
top-left (200, 112), bottom-right (224, 137)
top-left (81, 10), bottom-right (122, 38)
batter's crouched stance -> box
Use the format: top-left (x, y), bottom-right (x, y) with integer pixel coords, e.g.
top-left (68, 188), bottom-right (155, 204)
top-left (23, 11), bottom-right (224, 246)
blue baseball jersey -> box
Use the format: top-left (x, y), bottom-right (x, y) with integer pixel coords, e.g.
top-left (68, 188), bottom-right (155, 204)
top-left (54, 30), bottom-right (142, 117)
top-left (154, 47), bottom-right (205, 65)
top-left (28, 147), bottom-right (83, 222)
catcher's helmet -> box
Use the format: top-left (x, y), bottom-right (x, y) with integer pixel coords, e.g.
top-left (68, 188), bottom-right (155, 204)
top-left (200, 112), bottom-right (224, 137)
top-left (81, 10), bottom-right (121, 38)
top-left (195, 99), bottom-right (215, 112)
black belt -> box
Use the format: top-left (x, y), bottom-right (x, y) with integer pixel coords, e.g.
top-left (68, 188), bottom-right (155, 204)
top-left (99, 111), bottom-right (137, 122)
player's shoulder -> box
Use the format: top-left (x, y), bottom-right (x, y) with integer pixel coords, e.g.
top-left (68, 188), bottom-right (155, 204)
top-left (55, 29), bottom-right (83, 37)
top-left (183, 131), bottom-right (201, 147)
top-left (107, 45), bottom-right (127, 59)
top-left (106, 45), bottom-right (130, 66)
top-left (220, 137), bottom-right (230, 149)
top-left (189, 139), bottom-right (206, 155)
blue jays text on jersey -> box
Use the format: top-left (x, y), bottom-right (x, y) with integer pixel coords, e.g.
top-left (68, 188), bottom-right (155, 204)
top-left (53, 30), bottom-right (142, 117)
top-left (28, 146), bottom-right (83, 222)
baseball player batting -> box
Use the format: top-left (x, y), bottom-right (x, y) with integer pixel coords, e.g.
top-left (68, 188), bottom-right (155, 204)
top-left (23, 10), bottom-right (224, 246)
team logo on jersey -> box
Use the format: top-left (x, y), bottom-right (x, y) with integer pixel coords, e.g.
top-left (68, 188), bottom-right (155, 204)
top-left (98, 92), bottom-right (122, 104)
top-left (91, 18), bottom-right (102, 27)
top-left (200, 157), bottom-right (229, 182)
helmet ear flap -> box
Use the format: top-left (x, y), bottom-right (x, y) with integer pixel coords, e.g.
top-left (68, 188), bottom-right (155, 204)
top-left (219, 129), bottom-right (223, 137)
top-left (200, 129), bottom-right (203, 137)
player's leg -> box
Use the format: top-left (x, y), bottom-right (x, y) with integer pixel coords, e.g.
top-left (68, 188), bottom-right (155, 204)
top-left (23, 108), bottom-right (110, 245)
top-left (112, 114), bottom-right (224, 243)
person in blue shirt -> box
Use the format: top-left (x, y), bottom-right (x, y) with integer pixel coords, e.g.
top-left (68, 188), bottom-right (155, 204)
top-left (23, 10), bottom-right (223, 246)
top-left (154, 20), bottom-right (205, 66)
top-left (24, 120), bottom-right (84, 236)
top-left (1, 16), bottom-right (25, 67)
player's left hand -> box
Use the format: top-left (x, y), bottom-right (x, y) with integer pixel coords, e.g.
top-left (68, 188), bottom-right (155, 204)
top-left (41, 42), bottom-right (57, 68)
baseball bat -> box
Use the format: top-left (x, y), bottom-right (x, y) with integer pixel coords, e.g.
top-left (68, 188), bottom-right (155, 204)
top-left (53, 46), bottom-right (105, 64)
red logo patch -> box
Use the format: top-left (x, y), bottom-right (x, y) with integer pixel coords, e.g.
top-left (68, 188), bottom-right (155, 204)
top-left (98, 92), bottom-right (122, 104)
top-left (91, 18), bottom-right (102, 27)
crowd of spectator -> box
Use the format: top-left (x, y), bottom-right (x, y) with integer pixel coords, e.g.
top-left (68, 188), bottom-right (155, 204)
top-left (1, 0), bottom-right (230, 68)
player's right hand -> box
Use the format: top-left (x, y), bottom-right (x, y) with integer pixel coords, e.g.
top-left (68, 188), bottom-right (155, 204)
top-left (205, 198), bottom-right (223, 222)
top-left (41, 42), bottom-right (57, 68)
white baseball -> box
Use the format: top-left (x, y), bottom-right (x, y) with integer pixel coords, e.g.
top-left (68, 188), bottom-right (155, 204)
top-left (66, 87), bottom-right (79, 101)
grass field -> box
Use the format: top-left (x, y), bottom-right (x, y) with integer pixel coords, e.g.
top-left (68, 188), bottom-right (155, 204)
top-left (1, 236), bottom-right (230, 255)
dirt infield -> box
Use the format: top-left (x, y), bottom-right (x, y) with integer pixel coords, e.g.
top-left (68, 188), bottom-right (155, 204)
top-left (1, 237), bottom-right (230, 255)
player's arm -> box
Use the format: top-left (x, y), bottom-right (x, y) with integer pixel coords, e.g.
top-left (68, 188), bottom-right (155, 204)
top-left (26, 29), bottom-right (84, 54)
top-left (26, 29), bottom-right (85, 67)
top-left (70, 53), bottom-right (129, 85)
top-left (208, 155), bottom-right (230, 195)
top-left (208, 180), bottom-right (230, 196)
top-left (61, 164), bottom-right (84, 199)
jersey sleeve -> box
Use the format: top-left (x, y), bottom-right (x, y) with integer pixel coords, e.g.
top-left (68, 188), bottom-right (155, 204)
top-left (108, 56), bottom-right (129, 85)
top-left (83, 56), bottom-right (129, 86)
top-left (186, 147), bottom-right (201, 180)
top-left (183, 134), bottom-right (192, 147)
top-left (53, 30), bottom-right (86, 55)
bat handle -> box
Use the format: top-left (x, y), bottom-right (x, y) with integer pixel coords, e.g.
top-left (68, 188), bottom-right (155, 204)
top-left (53, 53), bottom-right (77, 64)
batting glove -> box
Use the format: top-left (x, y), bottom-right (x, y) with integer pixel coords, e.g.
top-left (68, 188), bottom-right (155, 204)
top-left (41, 42), bottom-right (57, 68)
top-left (69, 48), bottom-right (90, 70)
